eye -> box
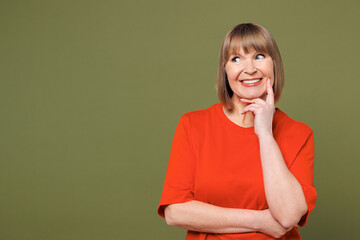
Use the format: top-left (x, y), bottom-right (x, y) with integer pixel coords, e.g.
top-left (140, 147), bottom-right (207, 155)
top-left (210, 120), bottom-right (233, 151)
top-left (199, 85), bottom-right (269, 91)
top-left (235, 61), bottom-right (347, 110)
top-left (255, 54), bottom-right (265, 60)
top-left (231, 57), bottom-right (240, 63)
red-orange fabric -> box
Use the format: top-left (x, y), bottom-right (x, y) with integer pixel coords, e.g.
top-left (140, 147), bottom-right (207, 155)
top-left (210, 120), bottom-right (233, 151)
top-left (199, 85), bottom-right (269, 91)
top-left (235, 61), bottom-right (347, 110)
top-left (158, 103), bottom-right (317, 240)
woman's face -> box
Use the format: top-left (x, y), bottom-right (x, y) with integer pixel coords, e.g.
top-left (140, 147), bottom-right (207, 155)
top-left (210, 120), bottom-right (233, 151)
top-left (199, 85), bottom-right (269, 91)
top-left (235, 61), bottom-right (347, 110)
top-left (225, 46), bottom-right (274, 100)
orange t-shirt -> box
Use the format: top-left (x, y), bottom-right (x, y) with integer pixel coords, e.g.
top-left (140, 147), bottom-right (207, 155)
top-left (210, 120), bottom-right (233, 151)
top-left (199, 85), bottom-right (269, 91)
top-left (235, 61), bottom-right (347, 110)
top-left (158, 103), bottom-right (317, 240)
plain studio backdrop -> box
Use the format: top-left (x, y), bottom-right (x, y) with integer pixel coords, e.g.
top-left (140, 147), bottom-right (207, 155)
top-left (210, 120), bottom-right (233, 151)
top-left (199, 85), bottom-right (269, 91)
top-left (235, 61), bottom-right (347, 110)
top-left (1, 0), bottom-right (359, 239)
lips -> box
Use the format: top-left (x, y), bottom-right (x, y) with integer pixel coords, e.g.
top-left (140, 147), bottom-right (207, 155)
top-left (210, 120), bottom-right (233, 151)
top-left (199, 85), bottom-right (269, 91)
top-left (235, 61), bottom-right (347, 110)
top-left (240, 78), bottom-right (263, 87)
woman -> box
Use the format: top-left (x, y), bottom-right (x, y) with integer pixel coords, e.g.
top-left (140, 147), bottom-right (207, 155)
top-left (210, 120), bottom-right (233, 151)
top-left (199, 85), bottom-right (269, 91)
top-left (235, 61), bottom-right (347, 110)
top-left (157, 23), bottom-right (317, 240)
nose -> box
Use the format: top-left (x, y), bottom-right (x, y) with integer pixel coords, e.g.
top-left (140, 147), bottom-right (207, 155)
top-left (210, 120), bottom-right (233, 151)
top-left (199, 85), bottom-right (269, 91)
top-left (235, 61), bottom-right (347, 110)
top-left (244, 59), bottom-right (257, 74)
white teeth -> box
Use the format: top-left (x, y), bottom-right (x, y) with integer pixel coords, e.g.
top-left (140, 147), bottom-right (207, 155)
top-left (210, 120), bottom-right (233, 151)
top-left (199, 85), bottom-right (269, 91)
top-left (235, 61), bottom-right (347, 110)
top-left (242, 79), bottom-right (261, 84)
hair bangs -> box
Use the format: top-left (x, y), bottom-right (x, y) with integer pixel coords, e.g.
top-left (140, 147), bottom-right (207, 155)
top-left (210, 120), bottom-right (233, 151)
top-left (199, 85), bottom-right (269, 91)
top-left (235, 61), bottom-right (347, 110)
top-left (227, 31), bottom-right (269, 59)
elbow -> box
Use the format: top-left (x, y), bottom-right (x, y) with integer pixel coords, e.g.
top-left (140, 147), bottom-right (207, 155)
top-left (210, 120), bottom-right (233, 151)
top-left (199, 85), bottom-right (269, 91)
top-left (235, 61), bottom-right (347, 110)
top-left (278, 206), bottom-right (308, 229)
top-left (164, 205), bottom-right (177, 226)
top-left (278, 218), bottom-right (298, 230)
top-left (164, 201), bottom-right (194, 228)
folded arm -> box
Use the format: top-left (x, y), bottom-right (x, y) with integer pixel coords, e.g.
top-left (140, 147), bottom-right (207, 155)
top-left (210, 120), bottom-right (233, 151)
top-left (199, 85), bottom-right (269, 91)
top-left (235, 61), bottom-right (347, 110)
top-left (258, 134), bottom-right (308, 229)
top-left (164, 200), bottom-right (291, 238)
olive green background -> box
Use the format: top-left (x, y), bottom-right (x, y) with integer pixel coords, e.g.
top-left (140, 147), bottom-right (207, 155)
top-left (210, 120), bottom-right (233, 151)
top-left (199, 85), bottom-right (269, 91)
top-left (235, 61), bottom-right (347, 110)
top-left (1, 0), bottom-right (359, 239)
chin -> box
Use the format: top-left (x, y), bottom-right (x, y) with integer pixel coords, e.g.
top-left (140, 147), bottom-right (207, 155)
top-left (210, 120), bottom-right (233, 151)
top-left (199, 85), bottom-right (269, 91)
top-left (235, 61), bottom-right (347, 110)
top-left (238, 92), bottom-right (266, 100)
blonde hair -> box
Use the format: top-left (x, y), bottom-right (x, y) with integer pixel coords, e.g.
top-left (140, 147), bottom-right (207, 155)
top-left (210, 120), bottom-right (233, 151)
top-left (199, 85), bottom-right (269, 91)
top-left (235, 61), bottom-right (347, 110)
top-left (216, 23), bottom-right (285, 112)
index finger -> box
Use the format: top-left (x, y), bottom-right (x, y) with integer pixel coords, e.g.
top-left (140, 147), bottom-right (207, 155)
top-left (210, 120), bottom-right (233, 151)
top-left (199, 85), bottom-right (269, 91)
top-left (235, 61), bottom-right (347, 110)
top-left (266, 78), bottom-right (275, 105)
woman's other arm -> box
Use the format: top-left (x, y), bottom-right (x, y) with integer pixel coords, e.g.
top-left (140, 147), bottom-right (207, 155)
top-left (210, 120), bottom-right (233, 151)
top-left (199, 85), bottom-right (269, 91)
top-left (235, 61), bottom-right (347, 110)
top-left (241, 79), bottom-right (308, 229)
top-left (164, 200), bottom-right (291, 238)
top-left (258, 134), bottom-right (308, 228)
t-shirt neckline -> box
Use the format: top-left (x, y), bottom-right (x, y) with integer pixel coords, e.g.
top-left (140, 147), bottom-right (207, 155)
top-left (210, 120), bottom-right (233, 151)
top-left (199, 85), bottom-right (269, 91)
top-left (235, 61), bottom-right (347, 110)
top-left (215, 103), bottom-right (281, 135)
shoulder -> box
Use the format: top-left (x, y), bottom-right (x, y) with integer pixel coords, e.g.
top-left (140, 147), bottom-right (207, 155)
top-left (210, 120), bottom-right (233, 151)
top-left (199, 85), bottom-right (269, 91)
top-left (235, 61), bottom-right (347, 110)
top-left (175, 104), bottom-right (220, 138)
top-left (274, 108), bottom-right (313, 139)
top-left (274, 109), bottom-right (314, 166)
top-left (180, 103), bottom-right (219, 124)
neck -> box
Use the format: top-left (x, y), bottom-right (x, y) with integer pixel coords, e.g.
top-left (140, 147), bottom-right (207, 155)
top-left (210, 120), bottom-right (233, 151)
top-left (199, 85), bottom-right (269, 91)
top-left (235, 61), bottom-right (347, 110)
top-left (224, 95), bottom-right (255, 128)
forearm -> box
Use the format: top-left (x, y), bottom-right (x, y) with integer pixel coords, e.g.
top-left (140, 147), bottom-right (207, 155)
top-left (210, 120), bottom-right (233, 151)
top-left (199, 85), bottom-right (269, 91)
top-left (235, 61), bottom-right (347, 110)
top-left (258, 134), bottom-right (308, 228)
top-left (164, 200), bottom-right (260, 233)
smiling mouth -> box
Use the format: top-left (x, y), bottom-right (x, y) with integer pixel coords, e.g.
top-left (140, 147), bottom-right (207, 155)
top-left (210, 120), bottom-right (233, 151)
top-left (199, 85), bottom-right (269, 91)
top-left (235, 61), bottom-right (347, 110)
top-left (240, 78), bottom-right (263, 87)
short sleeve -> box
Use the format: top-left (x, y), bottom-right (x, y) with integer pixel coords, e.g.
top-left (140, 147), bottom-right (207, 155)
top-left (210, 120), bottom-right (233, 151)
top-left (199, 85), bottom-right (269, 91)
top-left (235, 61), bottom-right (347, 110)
top-left (157, 115), bottom-right (196, 218)
top-left (289, 130), bottom-right (317, 227)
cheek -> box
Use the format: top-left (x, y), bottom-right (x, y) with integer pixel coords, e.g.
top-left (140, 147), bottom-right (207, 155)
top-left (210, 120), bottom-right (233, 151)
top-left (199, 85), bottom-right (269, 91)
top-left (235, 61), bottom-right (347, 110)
top-left (225, 67), bottom-right (240, 81)
top-left (268, 62), bottom-right (275, 78)
top-left (225, 69), bottom-right (233, 81)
